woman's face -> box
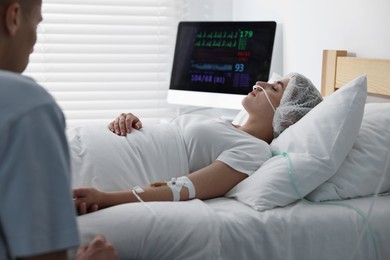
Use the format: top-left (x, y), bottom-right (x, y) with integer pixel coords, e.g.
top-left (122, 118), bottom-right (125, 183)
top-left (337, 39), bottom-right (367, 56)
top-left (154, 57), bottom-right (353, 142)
top-left (242, 78), bottom-right (289, 117)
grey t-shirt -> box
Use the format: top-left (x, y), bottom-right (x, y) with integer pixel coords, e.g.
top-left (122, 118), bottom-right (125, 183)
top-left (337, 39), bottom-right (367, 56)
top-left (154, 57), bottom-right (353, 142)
top-left (0, 71), bottom-right (79, 258)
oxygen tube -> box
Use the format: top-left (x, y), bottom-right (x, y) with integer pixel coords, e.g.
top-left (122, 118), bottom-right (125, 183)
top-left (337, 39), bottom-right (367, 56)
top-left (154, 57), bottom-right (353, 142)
top-left (272, 150), bottom-right (384, 260)
top-left (349, 129), bottom-right (390, 260)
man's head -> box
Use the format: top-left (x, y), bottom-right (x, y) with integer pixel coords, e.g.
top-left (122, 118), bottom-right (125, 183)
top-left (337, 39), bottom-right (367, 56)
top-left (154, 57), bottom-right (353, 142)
top-left (0, 0), bottom-right (42, 73)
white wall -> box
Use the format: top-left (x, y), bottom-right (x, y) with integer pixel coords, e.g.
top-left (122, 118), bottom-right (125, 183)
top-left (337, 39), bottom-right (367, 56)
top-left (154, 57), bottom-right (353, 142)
top-left (185, 0), bottom-right (233, 21)
top-left (226, 0), bottom-right (390, 89)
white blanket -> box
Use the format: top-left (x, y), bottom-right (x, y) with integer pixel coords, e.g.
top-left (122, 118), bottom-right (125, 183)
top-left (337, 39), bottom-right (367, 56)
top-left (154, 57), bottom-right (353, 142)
top-left (67, 124), bottom-right (189, 191)
top-left (67, 125), bottom-right (390, 260)
top-left (73, 195), bottom-right (390, 260)
top-left (76, 200), bottom-right (220, 259)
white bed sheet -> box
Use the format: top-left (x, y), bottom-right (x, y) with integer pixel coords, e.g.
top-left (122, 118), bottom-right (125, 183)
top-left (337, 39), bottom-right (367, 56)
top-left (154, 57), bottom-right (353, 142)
top-left (208, 196), bottom-right (390, 260)
top-left (75, 195), bottom-right (390, 260)
top-left (67, 124), bottom-right (390, 260)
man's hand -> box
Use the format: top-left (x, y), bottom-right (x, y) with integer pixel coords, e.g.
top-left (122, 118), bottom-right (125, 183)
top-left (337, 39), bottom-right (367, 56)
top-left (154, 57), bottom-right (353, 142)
top-left (76, 235), bottom-right (119, 260)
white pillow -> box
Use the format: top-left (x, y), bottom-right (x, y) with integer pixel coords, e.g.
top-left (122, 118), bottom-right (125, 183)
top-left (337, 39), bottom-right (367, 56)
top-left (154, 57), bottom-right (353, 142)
top-left (227, 75), bottom-right (367, 211)
top-left (307, 103), bottom-right (390, 201)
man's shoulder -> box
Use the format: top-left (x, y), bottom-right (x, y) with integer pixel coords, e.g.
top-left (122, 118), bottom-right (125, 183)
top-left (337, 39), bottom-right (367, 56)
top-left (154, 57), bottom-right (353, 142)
top-left (0, 70), bottom-right (57, 116)
top-left (0, 70), bottom-right (52, 98)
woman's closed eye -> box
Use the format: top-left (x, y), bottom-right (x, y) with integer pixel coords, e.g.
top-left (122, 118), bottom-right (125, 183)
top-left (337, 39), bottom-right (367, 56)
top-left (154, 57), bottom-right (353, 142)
top-left (270, 81), bottom-right (285, 92)
top-left (277, 81), bottom-right (285, 87)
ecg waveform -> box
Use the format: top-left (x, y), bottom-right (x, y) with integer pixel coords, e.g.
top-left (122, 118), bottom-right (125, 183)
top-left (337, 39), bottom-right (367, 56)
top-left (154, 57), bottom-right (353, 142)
top-left (191, 63), bottom-right (233, 71)
top-left (196, 31), bottom-right (239, 39)
top-left (195, 29), bottom-right (254, 51)
top-left (195, 39), bottom-right (237, 48)
top-left (188, 28), bottom-right (258, 88)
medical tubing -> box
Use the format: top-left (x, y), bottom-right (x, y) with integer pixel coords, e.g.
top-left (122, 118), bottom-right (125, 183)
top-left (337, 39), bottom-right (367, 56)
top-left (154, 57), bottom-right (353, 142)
top-left (257, 86), bottom-right (276, 112)
top-left (349, 130), bottom-right (390, 260)
top-left (131, 186), bottom-right (156, 215)
top-left (272, 151), bottom-right (379, 260)
top-left (272, 151), bottom-right (302, 199)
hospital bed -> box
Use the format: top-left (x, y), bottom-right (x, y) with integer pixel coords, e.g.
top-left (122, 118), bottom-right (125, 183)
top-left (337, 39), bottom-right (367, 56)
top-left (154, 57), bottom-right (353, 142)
top-left (68, 50), bottom-right (390, 260)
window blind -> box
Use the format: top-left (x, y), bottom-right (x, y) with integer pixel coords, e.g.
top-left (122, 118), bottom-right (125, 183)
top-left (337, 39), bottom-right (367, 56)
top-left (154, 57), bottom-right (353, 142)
top-left (24, 0), bottom-right (189, 126)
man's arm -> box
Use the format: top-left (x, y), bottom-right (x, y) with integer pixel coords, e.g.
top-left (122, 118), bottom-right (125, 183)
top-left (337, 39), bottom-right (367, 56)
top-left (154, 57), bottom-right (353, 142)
top-left (20, 251), bottom-right (68, 260)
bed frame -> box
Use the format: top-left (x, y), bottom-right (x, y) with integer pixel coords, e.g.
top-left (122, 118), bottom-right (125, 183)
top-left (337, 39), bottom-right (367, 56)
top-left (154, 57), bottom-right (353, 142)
top-left (71, 49), bottom-right (390, 260)
top-left (321, 50), bottom-right (390, 97)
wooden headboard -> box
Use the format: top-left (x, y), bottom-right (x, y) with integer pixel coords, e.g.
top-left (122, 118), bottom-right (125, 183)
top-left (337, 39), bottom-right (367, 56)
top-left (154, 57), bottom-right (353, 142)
top-left (321, 50), bottom-right (390, 97)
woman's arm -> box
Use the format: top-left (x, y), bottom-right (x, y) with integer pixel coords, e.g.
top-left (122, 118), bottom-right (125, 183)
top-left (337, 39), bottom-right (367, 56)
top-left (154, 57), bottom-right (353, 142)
top-left (186, 161), bottom-right (247, 199)
top-left (74, 161), bottom-right (247, 214)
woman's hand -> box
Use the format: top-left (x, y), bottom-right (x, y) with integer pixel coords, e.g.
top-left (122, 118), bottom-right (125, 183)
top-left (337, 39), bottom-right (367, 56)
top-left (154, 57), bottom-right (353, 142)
top-left (108, 113), bottom-right (143, 136)
top-left (74, 187), bottom-right (106, 215)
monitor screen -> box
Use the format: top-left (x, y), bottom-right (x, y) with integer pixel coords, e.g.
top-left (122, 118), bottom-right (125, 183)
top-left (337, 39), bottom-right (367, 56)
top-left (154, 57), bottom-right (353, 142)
top-left (168, 21), bottom-right (277, 110)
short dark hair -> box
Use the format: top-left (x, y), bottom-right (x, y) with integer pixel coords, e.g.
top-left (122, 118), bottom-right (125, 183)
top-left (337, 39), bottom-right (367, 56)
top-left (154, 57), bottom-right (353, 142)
top-left (0, 0), bottom-right (39, 10)
top-left (0, 0), bottom-right (13, 6)
top-left (0, 0), bottom-right (40, 19)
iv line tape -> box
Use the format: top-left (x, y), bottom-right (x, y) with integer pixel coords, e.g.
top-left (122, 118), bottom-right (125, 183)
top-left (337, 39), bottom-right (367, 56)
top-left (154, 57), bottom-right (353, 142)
top-left (167, 176), bottom-right (196, 201)
top-left (167, 179), bottom-right (182, 201)
top-left (272, 151), bottom-right (380, 260)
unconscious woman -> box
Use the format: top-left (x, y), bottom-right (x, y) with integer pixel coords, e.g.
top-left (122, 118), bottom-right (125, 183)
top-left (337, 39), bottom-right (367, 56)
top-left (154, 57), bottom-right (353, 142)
top-left (73, 73), bottom-right (323, 215)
